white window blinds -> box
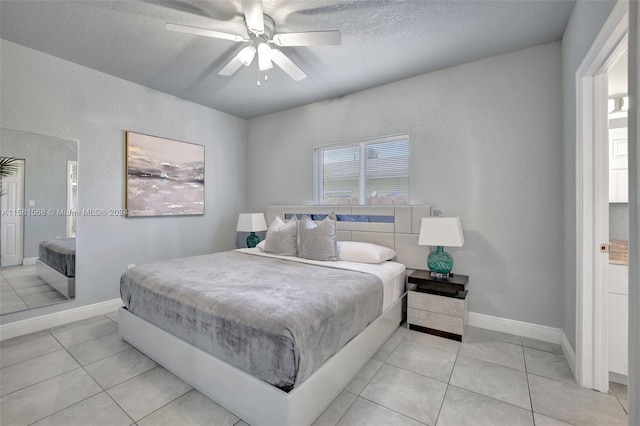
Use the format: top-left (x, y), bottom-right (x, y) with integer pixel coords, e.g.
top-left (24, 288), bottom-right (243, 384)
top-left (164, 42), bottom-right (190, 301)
top-left (314, 135), bottom-right (409, 205)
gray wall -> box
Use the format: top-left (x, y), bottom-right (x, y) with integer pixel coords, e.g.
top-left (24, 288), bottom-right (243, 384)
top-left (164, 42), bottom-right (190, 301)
top-left (561, 0), bottom-right (617, 349)
top-left (1, 129), bottom-right (78, 258)
top-left (0, 40), bottom-right (247, 323)
top-left (247, 43), bottom-right (564, 328)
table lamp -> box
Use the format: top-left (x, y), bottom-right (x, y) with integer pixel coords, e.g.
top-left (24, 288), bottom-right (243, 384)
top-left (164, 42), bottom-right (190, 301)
top-left (237, 213), bottom-right (268, 248)
top-left (418, 216), bottom-right (464, 276)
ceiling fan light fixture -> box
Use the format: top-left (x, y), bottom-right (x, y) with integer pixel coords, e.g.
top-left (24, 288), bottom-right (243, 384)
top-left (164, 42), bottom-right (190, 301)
top-left (238, 45), bottom-right (257, 66)
top-left (166, 1), bottom-right (340, 83)
top-left (257, 42), bottom-right (273, 71)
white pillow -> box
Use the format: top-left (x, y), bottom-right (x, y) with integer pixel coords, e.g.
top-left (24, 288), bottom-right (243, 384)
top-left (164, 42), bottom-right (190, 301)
top-left (337, 241), bottom-right (396, 264)
top-left (256, 240), bottom-right (266, 251)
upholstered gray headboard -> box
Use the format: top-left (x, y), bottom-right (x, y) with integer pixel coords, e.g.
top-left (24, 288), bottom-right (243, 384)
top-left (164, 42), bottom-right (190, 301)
top-left (264, 205), bottom-right (431, 270)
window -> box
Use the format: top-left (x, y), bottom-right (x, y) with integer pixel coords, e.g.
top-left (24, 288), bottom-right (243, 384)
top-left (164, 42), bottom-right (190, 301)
top-left (67, 160), bottom-right (78, 237)
top-left (314, 135), bottom-right (409, 205)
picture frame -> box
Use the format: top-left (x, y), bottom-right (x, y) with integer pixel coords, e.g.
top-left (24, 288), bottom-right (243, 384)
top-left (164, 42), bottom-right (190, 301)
top-left (125, 131), bottom-right (205, 217)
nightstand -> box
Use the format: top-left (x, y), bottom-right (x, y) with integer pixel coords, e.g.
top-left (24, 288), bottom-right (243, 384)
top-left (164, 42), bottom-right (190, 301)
top-left (406, 270), bottom-right (469, 341)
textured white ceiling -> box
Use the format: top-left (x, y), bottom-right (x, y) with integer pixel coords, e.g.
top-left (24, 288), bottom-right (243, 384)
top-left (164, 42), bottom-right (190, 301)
top-left (0, 0), bottom-right (576, 118)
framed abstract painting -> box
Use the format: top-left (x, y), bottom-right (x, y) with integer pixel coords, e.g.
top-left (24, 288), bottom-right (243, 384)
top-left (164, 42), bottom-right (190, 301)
top-left (126, 131), bottom-right (205, 217)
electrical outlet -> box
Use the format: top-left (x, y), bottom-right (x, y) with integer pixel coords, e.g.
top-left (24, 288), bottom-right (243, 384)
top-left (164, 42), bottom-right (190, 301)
top-left (127, 264), bottom-right (136, 270)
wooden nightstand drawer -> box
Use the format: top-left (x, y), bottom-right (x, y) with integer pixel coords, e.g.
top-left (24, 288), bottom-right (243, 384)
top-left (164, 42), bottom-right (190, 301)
top-left (408, 291), bottom-right (465, 317)
top-left (407, 308), bottom-right (464, 335)
top-left (406, 270), bottom-right (469, 341)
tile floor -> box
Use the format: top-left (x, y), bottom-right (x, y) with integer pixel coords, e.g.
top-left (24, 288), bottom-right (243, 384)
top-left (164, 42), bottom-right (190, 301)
top-left (0, 265), bottom-right (68, 314)
top-left (0, 312), bottom-right (629, 426)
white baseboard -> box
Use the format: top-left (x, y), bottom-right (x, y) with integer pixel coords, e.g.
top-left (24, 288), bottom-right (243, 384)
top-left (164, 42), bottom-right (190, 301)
top-left (609, 371), bottom-right (627, 386)
top-left (467, 311), bottom-right (563, 344)
top-left (561, 331), bottom-right (577, 378)
top-left (0, 298), bottom-right (123, 341)
top-left (22, 257), bottom-right (38, 266)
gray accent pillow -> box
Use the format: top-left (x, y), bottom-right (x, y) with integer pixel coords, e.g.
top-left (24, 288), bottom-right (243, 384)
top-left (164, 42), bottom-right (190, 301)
top-left (298, 213), bottom-right (338, 261)
top-left (264, 215), bottom-right (298, 256)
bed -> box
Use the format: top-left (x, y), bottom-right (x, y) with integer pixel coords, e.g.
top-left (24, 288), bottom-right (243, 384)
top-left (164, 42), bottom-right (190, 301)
top-left (119, 205), bottom-right (432, 425)
top-left (36, 237), bottom-right (75, 298)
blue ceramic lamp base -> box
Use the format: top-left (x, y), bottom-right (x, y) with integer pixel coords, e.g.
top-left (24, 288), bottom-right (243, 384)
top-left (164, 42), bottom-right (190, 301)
top-left (427, 246), bottom-right (454, 276)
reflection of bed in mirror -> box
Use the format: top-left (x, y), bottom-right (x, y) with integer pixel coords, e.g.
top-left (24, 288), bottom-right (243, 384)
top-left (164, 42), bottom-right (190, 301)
top-left (1, 127), bottom-right (79, 314)
top-left (36, 237), bottom-right (75, 299)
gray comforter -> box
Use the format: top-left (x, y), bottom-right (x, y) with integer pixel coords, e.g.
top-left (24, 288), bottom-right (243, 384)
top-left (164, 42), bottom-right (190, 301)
top-left (38, 237), bottom-right (75, 277)
top-left (120, 250), bottom-right (383, 391)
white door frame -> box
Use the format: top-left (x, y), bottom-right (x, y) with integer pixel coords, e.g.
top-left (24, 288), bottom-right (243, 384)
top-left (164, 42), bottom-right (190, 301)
top-left (575, 0), bottom-right (628, 392)
top-left (1, 159), bottom-right (25, 268)
top-left (627, 1), bottom-right (639, 423)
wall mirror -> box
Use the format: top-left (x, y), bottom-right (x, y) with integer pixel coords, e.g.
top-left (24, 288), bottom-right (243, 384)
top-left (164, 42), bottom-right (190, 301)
top-left (0, 128), bottom-right (78, 314)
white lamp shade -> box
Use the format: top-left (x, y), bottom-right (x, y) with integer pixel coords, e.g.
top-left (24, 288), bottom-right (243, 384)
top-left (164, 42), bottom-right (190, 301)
top-left (418, 217), bottom-right (464, 247)
top-left (257, 42), bottom-right (273, 71)
top-left (236, 213), bottom-right (267, 232)
top-left (238, 45), bottom-right (257, 66)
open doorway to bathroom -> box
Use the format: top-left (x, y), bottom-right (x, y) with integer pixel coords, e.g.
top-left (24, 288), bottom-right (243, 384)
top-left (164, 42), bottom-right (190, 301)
top-left (606, 49), bottom-right (629, 405)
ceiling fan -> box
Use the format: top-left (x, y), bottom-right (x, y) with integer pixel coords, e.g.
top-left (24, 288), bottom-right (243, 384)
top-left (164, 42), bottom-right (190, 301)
top-left (165, 0), bottom-right (342, 84)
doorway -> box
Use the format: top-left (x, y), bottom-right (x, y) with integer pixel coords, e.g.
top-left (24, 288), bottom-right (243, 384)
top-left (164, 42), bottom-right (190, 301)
top-left (1, 159), bottom-right (25, 268)
top-left (575, 1), bottom-right (628, 393)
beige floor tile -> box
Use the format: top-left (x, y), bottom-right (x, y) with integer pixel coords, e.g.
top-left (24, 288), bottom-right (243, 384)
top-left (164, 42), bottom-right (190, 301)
top-left (450, 354), bottom-right (531, 410)
top-left (0, 332), bottom-right (62, 368)
top-left (66, 331), bottom-right (132, 365)
top-left (387, 339), bottom-right (457, 382)
top-left (459, 333), bottom-right (525, 371)
top-left (372, 326), bottom-right (407, 362)
top-left (345, 359), bottom-right (383, 394)
top-left (50, 317), bottom-right (119, 347)
top-left (0, 297), bottom-right (29, 314)
top-left (107, 366), bottom-right (192, 421)
top-left (528, 374), bottom-right (627, 425)
top-left (23, 290), bottom-right (67, 307)
top-left (0, 368), bottom-right (102, 426)
top-left (312, 390), bottom-right (357, 426)
top-left (137, 389), bottom-right (238, 426)
top-left (31, 392), bottom-right (133, 426)
top-left (532, 412), bottom-right (574, 425)
top-left (437, 385), bottom-right (534, 426)
top-left (337, 397), bottom-right (423, 426)
top-left (84, 347), bottom-right (157, 389)
top-left (524, 347), bottom-right (574, 384)
top-left (1, 349), bottom-right (80, 396)
top-left (609, 381), bottom-right (628, 413)
top-left (361, 364), bottom-right (446, 425)
top-left (15, 283), bottom-right (56, 297)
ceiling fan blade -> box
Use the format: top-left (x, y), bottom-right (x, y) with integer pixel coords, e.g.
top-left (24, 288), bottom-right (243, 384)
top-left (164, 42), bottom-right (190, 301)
top-left (241, 0), bottom-right (264, 35)
top-left (272, 30), bottom-right (341, 47)
top-left (271, 49), bottom-right (307, 81)
top-left (218, 55), bottom-right (245, 76)
top-left (166, 23), bottom-right (247, 42)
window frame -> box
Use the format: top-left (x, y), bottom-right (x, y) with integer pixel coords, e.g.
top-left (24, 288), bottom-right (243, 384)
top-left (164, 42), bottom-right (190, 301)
top-left (313, 134), bottom-right (410, 206)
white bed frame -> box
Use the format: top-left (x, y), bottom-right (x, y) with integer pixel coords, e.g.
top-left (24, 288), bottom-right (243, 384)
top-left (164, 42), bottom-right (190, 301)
top-left (119, 205), bottom-right (431, 425)
top-left (36, 259), bottom-right (75, 298)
